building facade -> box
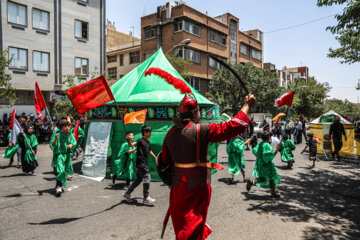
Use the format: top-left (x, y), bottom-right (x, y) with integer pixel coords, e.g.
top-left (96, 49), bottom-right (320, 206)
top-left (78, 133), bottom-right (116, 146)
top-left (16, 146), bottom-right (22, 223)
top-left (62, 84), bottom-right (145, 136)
top-left (0, 0), bottom-right (105, 114)
top-left (264, 62), bottom-right (295, 88)
top-left (106, 23), bottom-right (141, 81)
top-left (140, 2), bottom-right (263, 94)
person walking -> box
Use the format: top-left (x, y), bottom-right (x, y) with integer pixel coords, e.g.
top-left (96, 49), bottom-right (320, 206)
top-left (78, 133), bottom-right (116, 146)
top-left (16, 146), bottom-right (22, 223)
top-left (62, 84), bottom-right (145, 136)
top-left (329, 116), bottom-right (346, 161)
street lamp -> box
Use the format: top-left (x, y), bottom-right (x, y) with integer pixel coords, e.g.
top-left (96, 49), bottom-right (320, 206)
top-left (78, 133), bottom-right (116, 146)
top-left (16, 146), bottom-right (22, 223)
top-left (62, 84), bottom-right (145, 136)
top-left (165, 38), bottom-right (191, 55)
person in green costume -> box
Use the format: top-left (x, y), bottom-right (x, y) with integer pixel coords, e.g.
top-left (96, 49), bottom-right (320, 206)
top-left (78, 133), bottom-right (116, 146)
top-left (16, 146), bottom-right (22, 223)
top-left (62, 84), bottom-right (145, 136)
top-left (111, 131), bottom-right (137, 188)
top-left (279, 135), bottom-right (296, 169)
top-left (18, 125), bottom-right (39, 175)
top-left (226, 136), bottom-right (247, 184)
top-left (50, 120), bottom-right (77, 197)
top-left (50, 128), bottom-right (60, 175)
top-left (69, 123), bottom-right (84, 160)
top-left (246, 131), bottom-right (282, 198)
top-left (2, 131), bottom-right (19, 166)
top-left (208, 142), bottom-right (221, 174)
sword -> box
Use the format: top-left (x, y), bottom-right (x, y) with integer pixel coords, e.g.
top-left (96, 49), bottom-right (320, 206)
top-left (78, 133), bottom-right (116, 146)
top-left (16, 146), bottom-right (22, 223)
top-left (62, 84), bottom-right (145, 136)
top-left (161, 208), bottom-right (171, 239)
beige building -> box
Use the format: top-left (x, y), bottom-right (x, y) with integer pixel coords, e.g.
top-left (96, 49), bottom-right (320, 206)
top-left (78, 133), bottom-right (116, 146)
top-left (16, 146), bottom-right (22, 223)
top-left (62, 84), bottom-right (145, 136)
top-left (264, 62), bottom-right (295, 88)
top-left (0, 0), bottom-right (105, 114)
top-left (106, 22), bottom-right (141, 81)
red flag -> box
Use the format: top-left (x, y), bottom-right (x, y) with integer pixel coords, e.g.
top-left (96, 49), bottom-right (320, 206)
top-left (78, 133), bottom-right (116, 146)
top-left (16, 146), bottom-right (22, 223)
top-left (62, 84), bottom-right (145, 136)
top-left (8, 109), bottom-right (16, 130)
top-left (73, 120), bottom-right (81, 141)
top-left (34, 82), bottom-right (47, 122)
top-left (275, 90), bottom-right (295, 107)
top-left (65, 75), bottom-right (115, 115)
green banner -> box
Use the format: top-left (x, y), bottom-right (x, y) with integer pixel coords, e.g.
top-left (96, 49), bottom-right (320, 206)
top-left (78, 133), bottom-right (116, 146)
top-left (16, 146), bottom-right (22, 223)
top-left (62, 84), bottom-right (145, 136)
top-left (88, 104), bottom-right (220, 121)
top-left (320, 115), bottom-right (335, 123)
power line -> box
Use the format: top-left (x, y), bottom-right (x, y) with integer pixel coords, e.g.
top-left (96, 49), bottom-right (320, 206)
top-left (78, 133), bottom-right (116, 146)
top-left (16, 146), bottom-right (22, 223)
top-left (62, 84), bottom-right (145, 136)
top-left (265, 14), bottom-right (337, 34)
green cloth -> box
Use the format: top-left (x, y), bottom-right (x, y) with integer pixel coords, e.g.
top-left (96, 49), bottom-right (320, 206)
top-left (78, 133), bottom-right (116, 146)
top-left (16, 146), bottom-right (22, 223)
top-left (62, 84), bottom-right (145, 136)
top-left (23, 133), bottom-right (39, 164)
top-left (50, 130), bottom-right (60, 168)
top-left (70, 127), bottom-right (84, 150)
top-left (209, 142), bottom-right (221, 174)
top-left (279, 139), bottom-right (296, 162)
top-left (2, 131), bottom-right (19, 159)
top-left (114, 142), bottom-right (136, 180)
top-left (252, 141), bottom-right (281, 189)
top-left (50, 131), bottom-right (76, 186)
top-left (226, 138), bottom-right (245, 175)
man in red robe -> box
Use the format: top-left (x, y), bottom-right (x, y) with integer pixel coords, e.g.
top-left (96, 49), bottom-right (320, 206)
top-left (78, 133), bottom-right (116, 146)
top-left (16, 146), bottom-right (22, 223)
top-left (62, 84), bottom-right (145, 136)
top-left (160, 94), bottom-right (256, 240)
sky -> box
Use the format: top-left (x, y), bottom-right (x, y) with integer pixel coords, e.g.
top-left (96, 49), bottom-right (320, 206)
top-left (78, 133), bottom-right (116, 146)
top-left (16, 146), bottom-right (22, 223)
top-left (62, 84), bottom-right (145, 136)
top-left (106, 0), bottom-right (360, 103)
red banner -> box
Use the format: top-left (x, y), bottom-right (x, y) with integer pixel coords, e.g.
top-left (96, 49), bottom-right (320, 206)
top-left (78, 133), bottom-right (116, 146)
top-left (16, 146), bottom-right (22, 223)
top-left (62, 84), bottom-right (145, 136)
top-left (275, 91), bottom-right (295, 107)
top-left (73, 120), bottom-right (81, 141)
top-left (34, 82), bottom-right (47, 122)
top-left (8, 109), bottom-right (16, 130)
top-left (65, 76), bottom-right (115, 115)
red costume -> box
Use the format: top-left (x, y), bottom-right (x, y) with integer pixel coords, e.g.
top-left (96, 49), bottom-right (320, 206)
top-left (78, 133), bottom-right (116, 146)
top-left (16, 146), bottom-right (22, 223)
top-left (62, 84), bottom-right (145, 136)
top-left (161, 110), bottom-right (250, 239)
top-left (144, 67), bottom-right (250, 239)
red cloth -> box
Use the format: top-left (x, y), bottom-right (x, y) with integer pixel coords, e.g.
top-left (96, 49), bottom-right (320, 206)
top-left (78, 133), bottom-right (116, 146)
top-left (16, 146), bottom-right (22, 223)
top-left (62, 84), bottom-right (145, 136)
top-left (65, 75), bottom-right (115, 115)
top-left (73, 120), bottom-right (81, 141)
top-left (275, 90), bottom-right (295, 107)
top-left (34, 82), bottom-right (47, 122)
top-left (8, 109), bottom-right (16, 130)
top-left (161, 110), bottom-right (250, 239)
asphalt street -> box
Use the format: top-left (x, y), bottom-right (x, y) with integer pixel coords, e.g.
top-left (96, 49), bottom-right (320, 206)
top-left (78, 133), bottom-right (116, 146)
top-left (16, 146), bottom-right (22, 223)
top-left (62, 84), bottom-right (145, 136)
top-left (0, 141), bottom-right (359, 240)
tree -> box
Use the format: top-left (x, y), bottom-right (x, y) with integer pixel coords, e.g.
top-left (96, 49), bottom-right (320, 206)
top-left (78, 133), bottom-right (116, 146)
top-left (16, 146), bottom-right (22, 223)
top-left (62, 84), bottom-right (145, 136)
top-left (0, 51), bottom-right (18, 106)
top-left (317, 0), bottom-right (360, 64)
top-left (207, 62), bottom-right (282, 116)
top-left (325, 98), bottom-right (360, 120)
top-left (166, 54), bottom-right (192, 79)
top-left (287, 78), bottom-right (331, 119)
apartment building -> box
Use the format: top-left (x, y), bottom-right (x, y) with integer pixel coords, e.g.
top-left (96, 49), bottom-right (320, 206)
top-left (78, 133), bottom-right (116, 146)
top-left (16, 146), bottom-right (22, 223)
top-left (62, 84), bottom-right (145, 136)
top-left (264, 62), bottom-right (295, 88)
top-left (0, 0), bottom-right (105, 113)
top-left (106, 22), bottom-right (141, 81)
top-left (140, 2), bottom-right (263, 94)
top-left (283, 66), bottom-right (309, 81)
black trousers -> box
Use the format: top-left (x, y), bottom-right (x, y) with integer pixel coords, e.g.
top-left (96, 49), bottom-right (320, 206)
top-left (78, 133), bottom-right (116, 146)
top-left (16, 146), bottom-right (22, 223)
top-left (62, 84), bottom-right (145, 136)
top-left (125, 167), bottom-right (151, 198)
top-left (332, 139), bottom-right (343, 159)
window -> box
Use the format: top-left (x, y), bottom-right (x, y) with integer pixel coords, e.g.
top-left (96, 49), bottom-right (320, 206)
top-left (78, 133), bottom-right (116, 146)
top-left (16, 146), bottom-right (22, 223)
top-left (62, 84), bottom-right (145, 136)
top-left (9, 47), bottom-right (27, 69)
top-left (251, 49), bottom-right (261, 60)
top-left (129, 51), bottom-right (140, 64)
top-left (75, 57), bottom-right (88, 76)
top-left (184, 48), bottom-right (200, 64)
top-left (33, 51), bottom-right (49, 72)
top-left (108, 67), bottom-right (117, 79)
top-left (107, 55), bottom-right (117, 63)
top-left (144, 27), bottom-right (157, 39)
top-left (33, 9), bottom-right (49, 31)
top-left (78, 0), bottom-right (88, 2)
top-left (8, 1), bottom-right (27, 26)
top-left (174, 20), bottom-right (182, 32)
top-left (174, 47), bottom-right (183, 58)
top-left (209, 57), bottom-right (219, 68)
top-left (218, 33), bottom-right (226, 45)
top-left (119, 54), bottom-right (123, 66)
top-left (188, 77), bottom-right (200, 91)
top-left (184, 21), bottom-right (200, 36)
top-left (240, 44), bottom-right (247, 55)
top-left (209, 31), bottom-right (216, 42)
top-left (75, 20), bottom-right (88, 39)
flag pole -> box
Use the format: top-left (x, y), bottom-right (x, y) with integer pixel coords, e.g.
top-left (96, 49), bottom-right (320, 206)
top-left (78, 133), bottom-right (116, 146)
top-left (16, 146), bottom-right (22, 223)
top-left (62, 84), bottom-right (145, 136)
top-left (45, 107), bottom-right (55, 132)
top-left (112, 99), bottom-right (127, 135)
top-left (282, 106), bottom-right (292, 139)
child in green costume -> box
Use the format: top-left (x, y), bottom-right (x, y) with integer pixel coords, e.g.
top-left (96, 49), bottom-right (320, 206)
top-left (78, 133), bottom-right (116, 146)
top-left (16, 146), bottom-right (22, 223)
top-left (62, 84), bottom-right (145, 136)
top-left (209, 142), bottom-right (221, 174)
top-left (226, 136), bottom-right (247, 184)
top-left (2, 131), bottom-right (19, 166)
top-left (247, 131), bottom-right (282, 198)
top-left (18, 126), bottom-right (39, 175)
top-left (112, 131), bottom-right (137, 188)
top-left (50, 120), bottom-right (77, 197)
top-left (279, 135), bottom-right (296, 169)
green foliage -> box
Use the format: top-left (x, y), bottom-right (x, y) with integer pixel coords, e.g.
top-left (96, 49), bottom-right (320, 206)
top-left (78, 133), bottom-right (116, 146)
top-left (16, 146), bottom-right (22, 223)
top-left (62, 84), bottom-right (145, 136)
top-left (165, 54), bottom-right (192, 79)
top-left (0, 51), bottom-right (18, 106)
top-left (207, 62), bottom-right (282, 116)
top-left (324, 98), bottom-right (360, 120)
top-left (317, 0), bottom-right (360, 64)
top-left (287, 79), bottom-right (331, 119)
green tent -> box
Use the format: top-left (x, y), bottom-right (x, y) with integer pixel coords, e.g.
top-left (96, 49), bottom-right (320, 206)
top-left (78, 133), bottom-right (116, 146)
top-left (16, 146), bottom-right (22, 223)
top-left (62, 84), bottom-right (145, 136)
top-left (85, 48), bottom-right (220, 181)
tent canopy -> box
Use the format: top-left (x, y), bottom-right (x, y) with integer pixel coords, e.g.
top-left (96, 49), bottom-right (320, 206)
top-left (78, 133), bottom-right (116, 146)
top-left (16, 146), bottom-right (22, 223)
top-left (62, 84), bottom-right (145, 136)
top-left (109, 47), bottom-right (215, 106)
top-left (310, 110), bottom-right (353, 125)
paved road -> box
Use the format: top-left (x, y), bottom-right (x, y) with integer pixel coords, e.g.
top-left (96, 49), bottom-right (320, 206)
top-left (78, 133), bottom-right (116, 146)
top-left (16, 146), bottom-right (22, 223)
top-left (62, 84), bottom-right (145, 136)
top-left (0, 142), bottom-right (359, 240)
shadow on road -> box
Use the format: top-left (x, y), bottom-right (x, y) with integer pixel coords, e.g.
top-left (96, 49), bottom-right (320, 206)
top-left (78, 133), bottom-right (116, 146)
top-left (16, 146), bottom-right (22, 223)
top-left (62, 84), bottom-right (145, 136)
top-left (242, 157), bottom-right (360, 239)
top-left (0, 173), bottom-right (25, 178)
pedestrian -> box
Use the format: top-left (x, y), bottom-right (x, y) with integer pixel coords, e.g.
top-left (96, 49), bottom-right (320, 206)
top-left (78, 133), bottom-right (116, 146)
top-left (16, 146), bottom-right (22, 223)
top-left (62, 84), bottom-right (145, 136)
top-left (279, 134), bottom-right (296, 169)
top-left (296, 118), bottom-right (303, 144)
top-left (227, 135), bottom-right (247, 184)
top-left (112, 131), bottom-right (137, 188)
top-left (246, 131), bottom-right (282, 197)
top-left (18, 125), bottom-right (39, 175)
top-left (354, 122), bottom-right (360, 162)
top-left (123, 126), bottom-right (157, 204)
top-left (300, 114), bottom-right (307, 142)
top-left (50, 120), bottom-right (77, 197)
top-left (301, 133), bottom-right (318, 168)
top-left (329, 116), bottom-right (346, 161)
top-left (2, 130), bottom-right (19, 165)
top-left (293, 122), bottom-right (299, 144)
